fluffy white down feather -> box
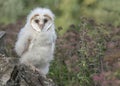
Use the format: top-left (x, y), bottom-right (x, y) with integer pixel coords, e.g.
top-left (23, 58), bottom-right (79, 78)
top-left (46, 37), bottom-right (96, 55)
top-left (15, 7), bottom-right (57, 75)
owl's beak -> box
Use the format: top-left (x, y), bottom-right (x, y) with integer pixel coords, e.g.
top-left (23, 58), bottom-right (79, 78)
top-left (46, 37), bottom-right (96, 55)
top-left (38, 24), bottom-right (44, 29)
top-left (38, 21), bottom-right (45, 30)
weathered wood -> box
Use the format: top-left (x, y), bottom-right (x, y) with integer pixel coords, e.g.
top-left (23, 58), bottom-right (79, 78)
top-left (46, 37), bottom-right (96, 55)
top-left (6, 64), bottom-right (56, 86)
top-left (0, 55), bottom-right (15, 86)
top-left (0, 31), bottom-right (6, 54)
top-left (0, 31), bottom-right (5, 39)
top-left (0, 54), bottom-right (56, 86)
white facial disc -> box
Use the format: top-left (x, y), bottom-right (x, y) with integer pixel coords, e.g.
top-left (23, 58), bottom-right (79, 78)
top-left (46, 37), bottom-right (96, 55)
top-left (31, 21), bottom-right (41, 32)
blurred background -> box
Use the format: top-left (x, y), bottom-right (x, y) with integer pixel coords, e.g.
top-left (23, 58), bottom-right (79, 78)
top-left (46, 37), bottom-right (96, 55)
top-left (0, 0), bottom-right (120, 86)
top-left (0, 0), bottom-right (120, 32)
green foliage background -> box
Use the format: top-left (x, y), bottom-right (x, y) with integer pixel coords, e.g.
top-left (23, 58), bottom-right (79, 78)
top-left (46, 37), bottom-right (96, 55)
top-left (0, 0), bottom-right (120, 33)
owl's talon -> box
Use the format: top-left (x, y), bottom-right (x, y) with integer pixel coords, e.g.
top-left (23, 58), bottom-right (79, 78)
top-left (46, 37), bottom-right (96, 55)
top-left (28, 64), bottom-right (36, 72)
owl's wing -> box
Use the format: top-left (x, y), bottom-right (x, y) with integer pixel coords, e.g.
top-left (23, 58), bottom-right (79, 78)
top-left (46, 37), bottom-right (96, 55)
top-left (15, 28), bottom-right (31, 56)
top-left (21, 38), bottom-right (31, 55)
top-left (42, 23), bottom-right (53, 32)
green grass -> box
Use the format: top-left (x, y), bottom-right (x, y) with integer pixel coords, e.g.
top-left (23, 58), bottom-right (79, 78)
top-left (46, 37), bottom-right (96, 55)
top-left (48, 18), bottom-right (111, 86)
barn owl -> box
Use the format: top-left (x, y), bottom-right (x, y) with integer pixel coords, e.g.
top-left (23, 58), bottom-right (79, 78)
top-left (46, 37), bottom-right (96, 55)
top-left (15, 7), bottom-right (57, 75)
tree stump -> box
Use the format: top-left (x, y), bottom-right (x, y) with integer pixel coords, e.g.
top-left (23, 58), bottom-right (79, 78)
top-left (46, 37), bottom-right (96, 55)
top-left (0, 55), bottom-right (56, 86)
top-left (6, 64), bottom-right (56, 86)
top-left (0, 31), bottom-right (6, 54)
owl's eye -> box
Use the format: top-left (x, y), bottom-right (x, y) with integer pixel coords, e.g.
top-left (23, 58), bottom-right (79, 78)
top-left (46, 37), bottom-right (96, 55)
top-left (44, 19), bottom-right (48, 23)
top-left (35, 19), bottom-right (39, 23)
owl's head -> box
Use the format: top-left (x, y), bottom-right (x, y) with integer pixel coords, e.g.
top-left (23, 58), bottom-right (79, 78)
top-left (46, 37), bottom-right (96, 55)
top-left (27, 7), bottom-right (55, 32)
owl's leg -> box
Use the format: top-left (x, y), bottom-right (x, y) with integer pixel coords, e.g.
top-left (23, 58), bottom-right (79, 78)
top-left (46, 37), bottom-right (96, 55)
top-left (38, 63), bottom-right (50, 76)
